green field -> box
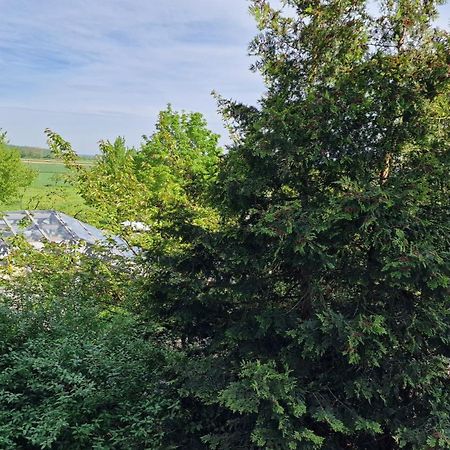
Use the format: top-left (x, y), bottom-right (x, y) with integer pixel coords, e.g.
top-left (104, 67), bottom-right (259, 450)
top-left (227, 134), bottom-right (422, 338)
top-left (1, 159), bottom-right (97, 222)
top-left (23, 159), bottom-right (69, 185)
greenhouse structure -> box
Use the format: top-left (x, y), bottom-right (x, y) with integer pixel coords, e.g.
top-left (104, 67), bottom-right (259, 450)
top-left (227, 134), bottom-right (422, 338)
top-left (0, 210), bottom-right (133, 257)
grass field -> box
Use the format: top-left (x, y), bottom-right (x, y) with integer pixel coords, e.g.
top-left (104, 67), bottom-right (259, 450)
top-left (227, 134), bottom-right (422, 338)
top-left (1, 159), bottom-right (97, 223)
top-left (22, 159), bottom-right (69, 186)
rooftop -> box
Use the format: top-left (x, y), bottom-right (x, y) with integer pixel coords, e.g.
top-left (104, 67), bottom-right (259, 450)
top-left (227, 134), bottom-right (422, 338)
top-left (0, 210), bottom-right (132, 257)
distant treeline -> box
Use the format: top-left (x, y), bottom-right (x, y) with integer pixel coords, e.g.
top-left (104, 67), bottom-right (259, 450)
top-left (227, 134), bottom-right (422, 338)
top-left (8, 144), bottom-right (96, 161)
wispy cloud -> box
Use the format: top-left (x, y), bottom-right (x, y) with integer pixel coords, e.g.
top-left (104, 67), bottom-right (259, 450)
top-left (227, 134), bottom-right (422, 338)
top-left (0, 1), bottom-right (448, 152)
top-left (0, 0), bottom-right (264, 152)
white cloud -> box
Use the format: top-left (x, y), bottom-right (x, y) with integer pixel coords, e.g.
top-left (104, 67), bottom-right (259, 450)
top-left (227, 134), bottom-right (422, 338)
top-left (0, 0), bottom-right (264, 152)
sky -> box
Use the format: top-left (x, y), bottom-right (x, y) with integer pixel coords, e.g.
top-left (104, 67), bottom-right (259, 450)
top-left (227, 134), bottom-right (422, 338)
top-left (1, 0), bottom-right (449, 154)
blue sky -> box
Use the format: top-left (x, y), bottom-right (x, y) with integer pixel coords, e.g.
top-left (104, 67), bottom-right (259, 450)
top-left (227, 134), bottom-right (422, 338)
top-left (0, 0), bottom-right (449, 153)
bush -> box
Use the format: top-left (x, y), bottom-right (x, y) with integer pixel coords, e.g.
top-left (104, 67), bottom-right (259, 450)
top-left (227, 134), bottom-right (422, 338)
top-left (0, 247), bottom-right (184, 450)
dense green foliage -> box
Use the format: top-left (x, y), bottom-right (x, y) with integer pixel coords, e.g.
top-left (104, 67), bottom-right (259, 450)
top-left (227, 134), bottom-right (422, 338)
top-left (0, 246), bottom-right (183, 449)
top-left (0, 133), bottom-right (35, 205)
top-left (46, 106), bottom-right (222, 245)
top-left (0, 1), bottom-right (449, 449)
top-left (0, 305), bottom-right (180, 449)
top-left (144, 0), bottom-right (450, 448)
top-left (0, 107), bottom-right (223, 448)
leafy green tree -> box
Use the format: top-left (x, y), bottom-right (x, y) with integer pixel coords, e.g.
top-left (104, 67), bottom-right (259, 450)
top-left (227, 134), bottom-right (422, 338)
top-left (46, 106), bottom-right (222, 248)
top-left (0, 244), bottom-right (185, 450)
top-left (147, 1), bottom-right (450, 448)
top-left (0, 132), bottom-right (35, 205)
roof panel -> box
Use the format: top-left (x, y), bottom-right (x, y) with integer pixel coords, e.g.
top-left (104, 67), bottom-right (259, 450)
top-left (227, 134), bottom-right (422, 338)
top-left (0, 210), bottom-right (133, 257)
top-left (5, 212), bottom-right (29, 234)
top-left (23, 225), bottom-right (46, 242)
top-left (57, 212), bottom-right (100, 243)
top-left (34, 212), bottom-right (75, 242)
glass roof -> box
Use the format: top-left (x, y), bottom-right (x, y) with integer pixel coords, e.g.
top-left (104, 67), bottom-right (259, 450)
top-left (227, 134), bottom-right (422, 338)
top-left (0, 210), bottom-right (133, 257)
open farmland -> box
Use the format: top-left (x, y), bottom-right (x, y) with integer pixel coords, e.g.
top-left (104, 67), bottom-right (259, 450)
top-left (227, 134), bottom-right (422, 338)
top-left (22, 159), bottom-right (69, 186)
top-left (1, 159), bottom-right (97, 223)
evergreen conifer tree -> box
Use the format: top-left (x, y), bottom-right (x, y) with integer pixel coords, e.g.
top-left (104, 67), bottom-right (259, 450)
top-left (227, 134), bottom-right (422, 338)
top-left (149, 1), bottom-right (450, 448)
